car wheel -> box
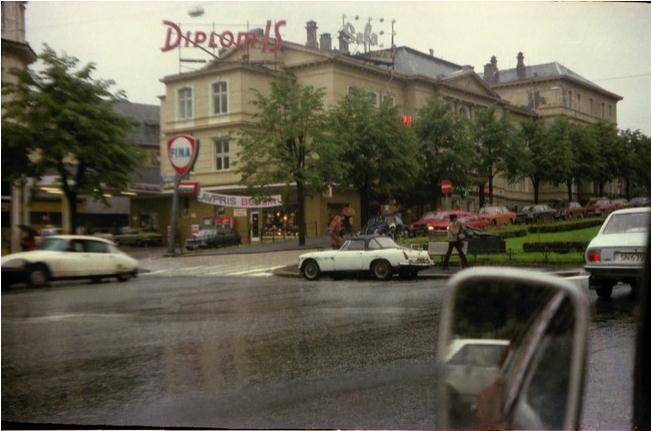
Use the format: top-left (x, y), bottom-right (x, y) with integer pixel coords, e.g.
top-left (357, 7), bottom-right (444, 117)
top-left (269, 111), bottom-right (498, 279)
top-left (303, 259), bottom-right (321, 281)
top-left (595, 284), bottom-right (613, 299)
top-left (27, 263), bottom-right (50, 288)
top-left (371, 259), bottom-right (393, 280)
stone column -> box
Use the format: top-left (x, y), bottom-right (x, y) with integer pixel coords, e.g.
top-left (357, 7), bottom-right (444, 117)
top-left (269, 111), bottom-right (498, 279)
top-left (61, 194), bottom-right (71, 234)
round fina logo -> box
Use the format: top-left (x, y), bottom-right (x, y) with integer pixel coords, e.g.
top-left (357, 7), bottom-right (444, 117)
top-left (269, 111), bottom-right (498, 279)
top-left (167, 134), bottom-right (197, 176)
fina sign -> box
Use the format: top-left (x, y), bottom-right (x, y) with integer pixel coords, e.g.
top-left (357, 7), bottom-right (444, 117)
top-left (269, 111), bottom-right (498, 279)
top-left (167, 135), bottom-right (198, 176)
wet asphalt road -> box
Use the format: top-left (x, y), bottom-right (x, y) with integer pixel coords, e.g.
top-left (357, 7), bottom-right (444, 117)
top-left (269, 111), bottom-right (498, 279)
top-left (1, 273), bottom-right (637, 429)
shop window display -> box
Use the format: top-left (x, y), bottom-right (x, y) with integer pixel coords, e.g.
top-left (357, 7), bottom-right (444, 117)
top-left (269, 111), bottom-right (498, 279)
top-left (262, 208), bottom-right (298, 240)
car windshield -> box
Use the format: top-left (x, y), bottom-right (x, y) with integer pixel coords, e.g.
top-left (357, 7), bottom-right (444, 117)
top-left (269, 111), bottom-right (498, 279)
top-left (375, 237), bottom-right (399, 249)
top-left (602, 212), bottom-right (650, 234)
top-left (197, 229), bottom-right (217, 239)
top-left (37, 237), bottom-right (69, 251)
top-left (447, 342), bottom-right (509, 367)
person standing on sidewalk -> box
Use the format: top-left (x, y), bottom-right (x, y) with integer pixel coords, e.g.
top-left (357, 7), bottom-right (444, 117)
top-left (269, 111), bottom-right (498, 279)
top-left (329, 214), bottom-right (343, 249)
top-left (442, 214), bottom-right (469, 270)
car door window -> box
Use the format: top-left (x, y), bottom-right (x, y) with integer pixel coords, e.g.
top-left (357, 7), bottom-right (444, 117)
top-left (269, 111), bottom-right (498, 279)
top-left (368, 239), bottom-right (382, 250)
top-left (84, 240), bottom-right (109, 253)
top-left (348, 240), bottom-right (366, 251)
top-left (68, 240), bottom-right (85, 253)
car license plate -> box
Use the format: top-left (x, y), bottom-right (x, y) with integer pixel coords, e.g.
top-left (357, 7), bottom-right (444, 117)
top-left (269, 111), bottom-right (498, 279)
top-left (615, 252), bottom-right (645, 262)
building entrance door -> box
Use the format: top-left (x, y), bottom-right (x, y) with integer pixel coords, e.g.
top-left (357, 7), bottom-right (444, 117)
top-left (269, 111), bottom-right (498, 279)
top-left (250, 210), bottom-right (260, 242)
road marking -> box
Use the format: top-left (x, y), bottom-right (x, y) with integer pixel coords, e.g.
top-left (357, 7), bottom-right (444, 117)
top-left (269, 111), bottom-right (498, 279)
top-left (224, 265), bottom-right (284, 276)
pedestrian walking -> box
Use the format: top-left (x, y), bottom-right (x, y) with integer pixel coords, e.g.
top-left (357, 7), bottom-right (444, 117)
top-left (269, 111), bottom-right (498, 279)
top-left (329, 214), bottom-right (344, 249)
top-left (442, 214), bottom-right (469, 270)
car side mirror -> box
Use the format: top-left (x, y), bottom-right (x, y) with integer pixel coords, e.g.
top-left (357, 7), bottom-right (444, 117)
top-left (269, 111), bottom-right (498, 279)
top-left (437, 268), bottom-right (589, 430)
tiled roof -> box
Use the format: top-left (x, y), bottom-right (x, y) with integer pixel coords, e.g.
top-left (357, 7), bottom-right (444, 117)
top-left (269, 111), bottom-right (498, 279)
top-left (113, 101), bottom-right (160, 148)
top-left (354, 46), bottom-right (464, 79)
top-left (486, 62), bottom-right (621, 99)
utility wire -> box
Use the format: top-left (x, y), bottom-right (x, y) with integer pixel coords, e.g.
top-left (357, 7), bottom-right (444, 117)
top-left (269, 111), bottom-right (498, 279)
top-left (593, 72), bottom-right (651, 82)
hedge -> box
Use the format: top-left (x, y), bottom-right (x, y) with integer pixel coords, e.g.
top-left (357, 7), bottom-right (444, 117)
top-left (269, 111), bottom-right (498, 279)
top-left (522, 241), bottom-right (589, 253)
top-left (527, 217), bottom-right (605, 234)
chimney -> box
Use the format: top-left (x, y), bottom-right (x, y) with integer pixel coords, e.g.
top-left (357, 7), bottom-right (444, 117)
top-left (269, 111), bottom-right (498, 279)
top-left (483, 55), bottom-right (499, 83)
top-left (306, 20), bottom-right (318, 49)
top-left (338, 31), bottom-right (349, 54)
top-left (516, 52), bottom-right (526, 79)
top-left (319, 33), bottom-right (332, 51)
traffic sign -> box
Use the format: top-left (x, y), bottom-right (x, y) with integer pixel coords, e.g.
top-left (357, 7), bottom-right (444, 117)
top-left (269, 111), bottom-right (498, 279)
top-left (441, 179), bottom-right (453, 194)
top-left (167, 135), bottom-right (198, 176)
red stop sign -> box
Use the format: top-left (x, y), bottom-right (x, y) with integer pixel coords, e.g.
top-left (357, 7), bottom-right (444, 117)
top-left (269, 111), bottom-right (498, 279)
top-left (440, 179), bottom-right (453, 194)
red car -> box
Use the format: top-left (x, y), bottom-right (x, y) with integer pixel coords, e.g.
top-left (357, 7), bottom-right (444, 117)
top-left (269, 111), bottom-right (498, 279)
top-left (585, 197), bottom-right (615, 217)
top-left (558, 201), bottom-right (586, 220)
top-left (409, 210), bottom-right (487, 236)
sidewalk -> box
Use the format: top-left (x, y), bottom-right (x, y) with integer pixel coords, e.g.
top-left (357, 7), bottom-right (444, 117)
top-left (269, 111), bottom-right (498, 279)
top-left (273, 264), bottom-right (586, 280)
top-left (123, 236), bottom-right (331, 261)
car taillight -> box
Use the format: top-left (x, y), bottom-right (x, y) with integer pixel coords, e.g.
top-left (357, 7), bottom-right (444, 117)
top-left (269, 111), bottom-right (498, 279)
top-left (587, 249), bottom-right (601, 262)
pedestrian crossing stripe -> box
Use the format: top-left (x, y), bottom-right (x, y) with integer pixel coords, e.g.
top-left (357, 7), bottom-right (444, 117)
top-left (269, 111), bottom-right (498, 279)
top-left (141, 264), bottom-right (284, 278)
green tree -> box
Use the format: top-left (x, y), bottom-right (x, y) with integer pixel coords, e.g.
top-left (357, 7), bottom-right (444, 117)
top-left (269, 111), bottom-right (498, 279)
top-left (413, 98), bottom-right (473, 209)
top-left (543, 119), bottom-right (573, 200)
top-left (591, 121), bottom-right (622, 196)
top-left (237, 73), bottom-right (336, 246)
top-left (472, 106), bottom-right (513, 206)
top-left (1, 46), bottom-right (142, 231)
top-left (567, 124), bottom-right (599, 202)
top-left (620, 129), bottom-right (651, 198)
top-left (328, 89), bottom-right (418, 224)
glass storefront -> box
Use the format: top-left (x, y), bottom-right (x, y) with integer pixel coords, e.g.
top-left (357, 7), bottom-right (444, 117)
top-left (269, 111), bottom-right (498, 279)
top-left (262, 206), bottom-right (298, 240)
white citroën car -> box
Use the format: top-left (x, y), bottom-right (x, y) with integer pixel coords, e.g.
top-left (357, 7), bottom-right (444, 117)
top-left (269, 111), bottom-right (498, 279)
top-left (298, 235), bottom-right (433, 280)
top-left (585, 207), bottom-right (650, 299)
top-left (1, 235), bottom-right (139, 287)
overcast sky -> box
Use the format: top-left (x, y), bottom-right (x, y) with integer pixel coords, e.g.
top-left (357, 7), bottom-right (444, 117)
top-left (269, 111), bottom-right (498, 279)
top-left (24, 1), bottom-right (651, 134)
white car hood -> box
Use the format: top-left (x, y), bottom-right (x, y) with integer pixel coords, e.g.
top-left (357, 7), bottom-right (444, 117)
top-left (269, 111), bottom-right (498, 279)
top-left (299, 250), bottom-right (340, 260)
top-left (588, 232), bottom-right (648, 249)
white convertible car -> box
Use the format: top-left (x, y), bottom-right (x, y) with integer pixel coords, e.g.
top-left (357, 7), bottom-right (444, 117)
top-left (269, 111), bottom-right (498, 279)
top-left (585, 207), bottom-right (650, 298)
top-left (1, 235), bottom-right (139, 287)
top-left (298, 235), bottom-right (433, 280)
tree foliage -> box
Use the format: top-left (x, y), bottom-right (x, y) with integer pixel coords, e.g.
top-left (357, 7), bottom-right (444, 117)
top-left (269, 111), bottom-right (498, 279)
top-left (472, 106), bottom-right (513, 205)
top-left (1, 45), bottom-right (142, 230)
top-left (237, 73), bottom-right (336, 245)
top-left (413, 98), bottom-right (473, 208)
top-left (328, 89), bottom-right (418, 224)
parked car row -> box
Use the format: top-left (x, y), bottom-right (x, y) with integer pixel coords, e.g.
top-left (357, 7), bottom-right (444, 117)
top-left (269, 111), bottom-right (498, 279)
top-left (185, 227), bottom-right (241, 250)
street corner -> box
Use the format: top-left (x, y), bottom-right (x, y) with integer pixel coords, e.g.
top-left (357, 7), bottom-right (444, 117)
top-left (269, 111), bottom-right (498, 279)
top-left (273, 264), bottom-right (303, 278)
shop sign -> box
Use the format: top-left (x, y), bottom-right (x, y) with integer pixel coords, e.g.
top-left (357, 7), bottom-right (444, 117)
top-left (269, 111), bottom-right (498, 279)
top-left (341, 20), bottom-right (379, 47)
top-left (233, 208), bottom-right (248, 217)
top-left (167, 135), bottom-right (198, 176)
top-left (198, 190), bottom-right (283, 208)
top-left (161, 19), bottom-right (286, 53)
top-left (178, 181), bottom-right (200, 196)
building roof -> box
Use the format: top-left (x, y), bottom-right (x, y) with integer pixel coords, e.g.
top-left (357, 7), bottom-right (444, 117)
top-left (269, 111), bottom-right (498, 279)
top-left (354, 46), bottom-right (464, 79)
top-left (486, 62), bottom-right (622, 100)
top-left (112, 101), bottom-right (160, 148)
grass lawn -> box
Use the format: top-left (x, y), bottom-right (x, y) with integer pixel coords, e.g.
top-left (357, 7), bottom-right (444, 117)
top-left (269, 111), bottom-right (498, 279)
top-left (404, 225), bottom-right (601, 266)
top-left (505, 225), bottom-right (600, 251)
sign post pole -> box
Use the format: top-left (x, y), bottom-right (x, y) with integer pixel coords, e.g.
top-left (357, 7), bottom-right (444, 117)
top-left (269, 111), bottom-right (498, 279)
top-left (167, 174), bottom-right (181, 255)
top-left (165, 135), bottom-right (199, 256)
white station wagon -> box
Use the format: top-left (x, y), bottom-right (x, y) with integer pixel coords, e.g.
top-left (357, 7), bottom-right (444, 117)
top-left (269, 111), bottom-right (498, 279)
top-left (1, 235), bottom-right (139, 287)
top-left (585, 207), bottom-right (650, 298)
top-left (298, 235), bottom-right (433, 280)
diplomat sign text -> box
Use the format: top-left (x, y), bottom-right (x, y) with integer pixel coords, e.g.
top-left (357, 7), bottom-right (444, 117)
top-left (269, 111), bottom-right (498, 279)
top-left (161, 19), bottom-right (286, 53)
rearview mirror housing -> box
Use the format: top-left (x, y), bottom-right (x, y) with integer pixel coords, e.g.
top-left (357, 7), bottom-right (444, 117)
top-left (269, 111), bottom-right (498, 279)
top-left (437, 267), bottom-right (589, 430)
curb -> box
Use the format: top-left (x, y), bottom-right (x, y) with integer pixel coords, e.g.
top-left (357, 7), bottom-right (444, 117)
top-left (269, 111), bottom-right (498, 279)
top-left (272, 265), bottom-right (586, 280)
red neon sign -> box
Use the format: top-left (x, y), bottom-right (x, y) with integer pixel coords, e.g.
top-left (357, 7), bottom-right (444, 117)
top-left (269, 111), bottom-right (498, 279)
top-left (162, 19), bottom-right (286, 53)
